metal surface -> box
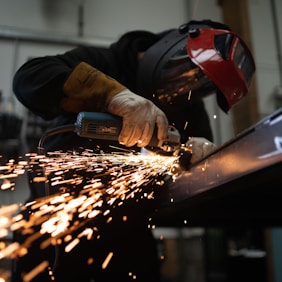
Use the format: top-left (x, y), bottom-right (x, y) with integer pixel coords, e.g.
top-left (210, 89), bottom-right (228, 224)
top-left (155, 108), bottom-right (282, 226)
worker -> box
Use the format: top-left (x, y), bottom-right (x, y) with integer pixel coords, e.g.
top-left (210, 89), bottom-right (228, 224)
top-left (12, 19), bottom-right (255, 282)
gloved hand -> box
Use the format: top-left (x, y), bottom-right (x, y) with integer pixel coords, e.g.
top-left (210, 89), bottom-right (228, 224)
top-left (107, 89), bottom-right (169, 147)
top-left (62, 62), bottom-right (169, 147)
top-left (186, 137), bottom-right (217, 164)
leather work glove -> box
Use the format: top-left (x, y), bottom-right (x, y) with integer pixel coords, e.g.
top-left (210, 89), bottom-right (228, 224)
top-left (107, 89), bottom-right (169, 147)
top-left (63, 62), bottom-right (125, 113)
top-left (63, 62), bottom-right (169, 147)
top-left (186, 137), bottom-right (217, 164)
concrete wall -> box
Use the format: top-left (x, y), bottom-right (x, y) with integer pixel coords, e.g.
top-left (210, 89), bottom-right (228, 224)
top-left (248, 0), bottom-right (282, 117)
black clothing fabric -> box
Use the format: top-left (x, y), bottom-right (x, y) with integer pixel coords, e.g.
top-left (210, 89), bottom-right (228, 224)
top-left (12, 29), bottom-right (213, 282)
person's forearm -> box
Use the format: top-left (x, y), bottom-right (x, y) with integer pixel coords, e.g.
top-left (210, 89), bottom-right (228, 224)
top-left (13, 57), bottom-right (72, 120)
top-left (62, 62), bottom-right (125, 113)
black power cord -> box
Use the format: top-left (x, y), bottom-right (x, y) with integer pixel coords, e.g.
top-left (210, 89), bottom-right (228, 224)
top-left (37, 124), bottom-right (76, 154)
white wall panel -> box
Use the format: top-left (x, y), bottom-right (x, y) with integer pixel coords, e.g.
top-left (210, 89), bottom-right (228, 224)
top-left (248, 0), bottom-right (282, 116)
top-left (0, 41), bottom-right (16, 105)
top-left (0, 0), bottom-right (78, 35)
top-left (0, 0), bottom-right (222, 39)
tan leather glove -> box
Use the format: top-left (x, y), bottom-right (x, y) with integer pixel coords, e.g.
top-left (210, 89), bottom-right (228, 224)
top-left (62, 62), bottom-right (125, 112)
top-left (62, 62), bottom-right (169, 147)
top-left (186, 137), bottom-right (217, 164)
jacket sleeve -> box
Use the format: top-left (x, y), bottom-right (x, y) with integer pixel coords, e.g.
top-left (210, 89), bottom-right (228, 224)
top-left (12, 46), bottom-right (111, 120)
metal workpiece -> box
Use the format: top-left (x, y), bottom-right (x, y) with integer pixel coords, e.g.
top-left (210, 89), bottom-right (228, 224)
top-left (155, 108), bottom-right (282, 226)
top-left (172, 111), bottom-right (282, 200)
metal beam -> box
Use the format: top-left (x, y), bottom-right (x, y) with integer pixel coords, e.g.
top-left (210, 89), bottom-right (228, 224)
top-left (0, 25), bottom-right (112, 47)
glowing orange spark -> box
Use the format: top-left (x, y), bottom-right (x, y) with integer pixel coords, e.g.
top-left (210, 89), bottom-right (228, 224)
top-left (0, 148), bottom-right (179, 280)
top-left (102, 252), bottom-right (113, 269)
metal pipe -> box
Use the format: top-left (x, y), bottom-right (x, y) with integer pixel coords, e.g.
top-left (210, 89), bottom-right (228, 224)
top-left (0, 26), bottom-right (112, 47)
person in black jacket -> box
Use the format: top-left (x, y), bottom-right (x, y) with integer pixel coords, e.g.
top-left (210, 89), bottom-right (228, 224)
top-left (12, 19), bottom-right (255, 282)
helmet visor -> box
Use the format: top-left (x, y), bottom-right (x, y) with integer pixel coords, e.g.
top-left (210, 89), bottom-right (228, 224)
top-left (154, 47), bottom-right (216, 107)
top-left (187, 29), bottom-right (256, 111)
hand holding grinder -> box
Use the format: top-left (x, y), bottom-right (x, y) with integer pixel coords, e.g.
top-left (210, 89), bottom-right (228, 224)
top-left (74, 112), bottom-right (216, 167)
top-left (38, 112), bottom-right (216, 170)
top-left (74, 112), bottom-right (180, 153)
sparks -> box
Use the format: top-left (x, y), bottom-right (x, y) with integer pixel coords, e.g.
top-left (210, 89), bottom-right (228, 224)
top-left (188, 89), bottom-right (192, 100)
top-left (0, 148), bottom-right (180, 279)
top-left (102, 252), bottom-right (114, 269)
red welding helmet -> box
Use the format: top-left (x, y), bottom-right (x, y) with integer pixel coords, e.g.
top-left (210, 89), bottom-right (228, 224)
top-left (137, 20), bottom-right (256, 113)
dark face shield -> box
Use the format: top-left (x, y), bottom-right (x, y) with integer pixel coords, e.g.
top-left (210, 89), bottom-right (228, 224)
top-left (137, 23), bottom-right (255, 113)
top-left (233, 40), bottom-right (255, 87)
top-left (154, 50), bottom-right (217, 107)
